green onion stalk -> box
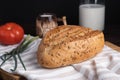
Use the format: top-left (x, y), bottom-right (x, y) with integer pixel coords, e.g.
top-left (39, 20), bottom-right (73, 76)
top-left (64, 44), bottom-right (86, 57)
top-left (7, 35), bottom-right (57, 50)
top-left (0, 35), bottom-right (39, 72)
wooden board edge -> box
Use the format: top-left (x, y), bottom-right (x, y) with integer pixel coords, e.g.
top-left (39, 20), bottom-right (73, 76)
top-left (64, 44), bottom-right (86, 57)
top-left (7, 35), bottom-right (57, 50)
top-left (105, 41), bottom-right (120, 52)
top-left (0, 69), bottom-right (20, 80)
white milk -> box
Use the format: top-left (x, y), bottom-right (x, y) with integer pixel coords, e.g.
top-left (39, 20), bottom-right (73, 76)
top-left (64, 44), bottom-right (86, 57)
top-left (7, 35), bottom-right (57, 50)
top-left (79, 4), bottom-right (105, 31)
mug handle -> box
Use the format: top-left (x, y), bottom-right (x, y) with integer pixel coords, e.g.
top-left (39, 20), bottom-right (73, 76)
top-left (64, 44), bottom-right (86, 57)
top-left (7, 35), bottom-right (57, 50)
top-left (57, 16), bottom-right (67, 26)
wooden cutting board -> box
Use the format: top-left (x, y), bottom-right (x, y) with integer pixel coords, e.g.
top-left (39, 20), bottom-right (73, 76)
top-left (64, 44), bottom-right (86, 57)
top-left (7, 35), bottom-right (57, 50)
top-left (0, 41), bottom-right (120, 80)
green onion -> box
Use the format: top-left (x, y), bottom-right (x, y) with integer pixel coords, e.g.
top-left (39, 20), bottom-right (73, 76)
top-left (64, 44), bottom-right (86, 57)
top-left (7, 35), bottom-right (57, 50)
top-left (0, 35), bottom-right (39, 72)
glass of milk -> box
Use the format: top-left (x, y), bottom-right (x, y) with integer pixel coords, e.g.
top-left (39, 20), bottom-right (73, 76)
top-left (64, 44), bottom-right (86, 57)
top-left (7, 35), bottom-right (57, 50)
top-left (79, 0), bottom-right (105, 31)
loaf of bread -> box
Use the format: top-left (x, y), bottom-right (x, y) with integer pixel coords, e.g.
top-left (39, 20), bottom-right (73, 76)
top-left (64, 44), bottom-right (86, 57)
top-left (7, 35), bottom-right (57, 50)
top-left (37, 25), bottom-right (104, 68)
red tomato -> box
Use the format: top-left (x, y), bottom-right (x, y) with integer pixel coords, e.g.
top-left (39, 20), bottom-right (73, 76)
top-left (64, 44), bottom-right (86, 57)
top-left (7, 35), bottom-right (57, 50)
top-left (0, 22), bottom-right (24, 45)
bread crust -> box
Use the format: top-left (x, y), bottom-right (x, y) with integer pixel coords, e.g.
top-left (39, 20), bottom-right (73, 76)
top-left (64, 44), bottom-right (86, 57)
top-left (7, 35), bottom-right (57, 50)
top-left (37, 25), bottom-right (104, 68)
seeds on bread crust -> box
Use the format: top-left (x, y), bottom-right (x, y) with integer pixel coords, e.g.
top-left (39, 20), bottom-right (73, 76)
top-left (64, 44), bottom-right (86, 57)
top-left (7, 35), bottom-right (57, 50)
top-left (37, 25), bottom-right (104, 68)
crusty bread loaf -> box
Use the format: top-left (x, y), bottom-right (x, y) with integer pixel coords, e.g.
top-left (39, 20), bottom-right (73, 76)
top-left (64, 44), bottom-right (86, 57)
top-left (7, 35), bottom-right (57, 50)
top-left (37, 25), bottom-right (104, 68)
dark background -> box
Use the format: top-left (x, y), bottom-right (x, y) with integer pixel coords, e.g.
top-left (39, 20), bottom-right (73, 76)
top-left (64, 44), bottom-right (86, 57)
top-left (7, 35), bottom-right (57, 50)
top-left (0, 0), bottom-right (120, 36)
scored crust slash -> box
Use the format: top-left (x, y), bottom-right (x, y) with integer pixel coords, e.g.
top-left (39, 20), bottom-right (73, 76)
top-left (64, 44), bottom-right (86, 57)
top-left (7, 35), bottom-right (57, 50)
top-left (37, 25), bottom-right (104, 68)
